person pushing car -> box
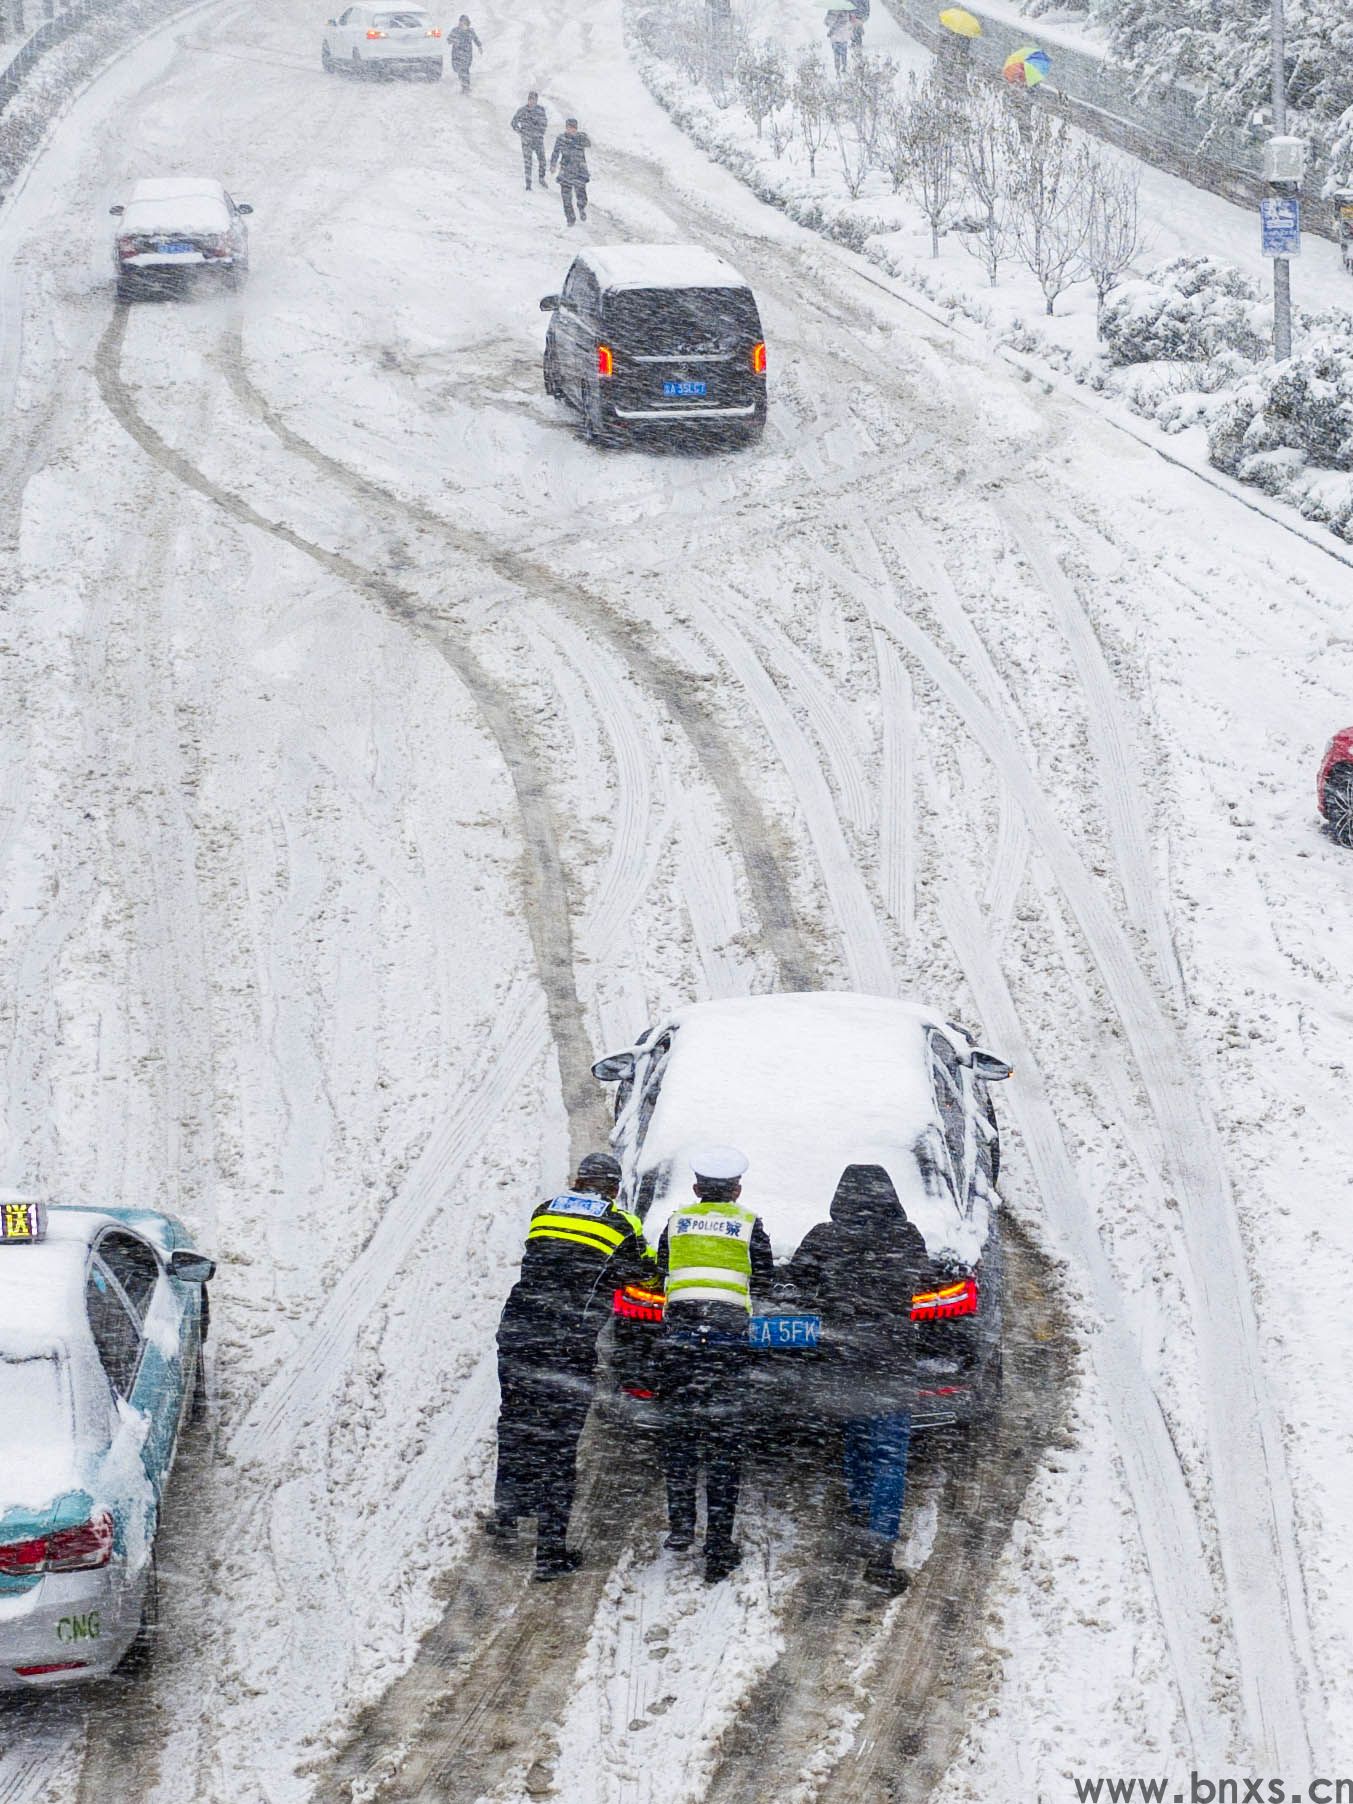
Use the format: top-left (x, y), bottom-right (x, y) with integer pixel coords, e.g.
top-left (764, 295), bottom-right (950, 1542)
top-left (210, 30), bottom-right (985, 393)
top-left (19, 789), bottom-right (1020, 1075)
top-left (549, 117), bottom-right (591, 225)
top-left (655, 1145), bottom-right (774, 1583)
top-left (511, 90), bottom-right (548, 191)
top-left (486, 1151), bottom-right (653, 1579)
top-left (784, 1163), bottom-right (927, 1594)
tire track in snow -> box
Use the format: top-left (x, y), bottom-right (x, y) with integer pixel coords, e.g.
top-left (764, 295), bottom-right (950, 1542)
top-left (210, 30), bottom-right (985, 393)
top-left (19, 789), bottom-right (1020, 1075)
top-left (997, 493), bottom-right (1186, 1008)
top-left (816, 539), bottom-right (1322, 1773)
top-left (96, 302), bottom-right (609, 1166)
top-left (215, 320), bottom-right (818, 994)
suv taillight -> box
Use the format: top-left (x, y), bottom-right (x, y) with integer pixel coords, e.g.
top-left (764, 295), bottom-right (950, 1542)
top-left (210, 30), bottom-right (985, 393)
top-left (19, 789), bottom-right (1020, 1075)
top-left (596, 344), bottom-right (615, 379)
top-left (117, 236), bottom-right (138, 258)
top-left (0, 1513), bottom-right (113, 1577)
top-left (613, 1283), bottom-right (665, 1322)
top-left (751, 341), bottom-right (767, 375)
top-left (910, 1277), bottom-right (978, 1321)
top-left (425, 24), bottom-right (441, 33)
top-left (366, 27), bottom-right (386, 36)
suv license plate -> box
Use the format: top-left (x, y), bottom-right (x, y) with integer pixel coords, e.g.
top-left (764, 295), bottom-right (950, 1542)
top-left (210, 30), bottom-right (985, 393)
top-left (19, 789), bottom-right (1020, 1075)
top-left (748, 1313), bottom-right (821, 1348)
top-left (159, 241), bottom-right (195, 254)
top-left (663, 380), bottom-right (707, 398)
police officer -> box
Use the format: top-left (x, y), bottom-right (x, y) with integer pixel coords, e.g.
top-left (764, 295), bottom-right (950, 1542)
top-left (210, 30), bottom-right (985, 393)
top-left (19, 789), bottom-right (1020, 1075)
top-left (487, 1151), bottom-right (651, 1580)
top-left (656, 1145), bottom-right (773, 1583)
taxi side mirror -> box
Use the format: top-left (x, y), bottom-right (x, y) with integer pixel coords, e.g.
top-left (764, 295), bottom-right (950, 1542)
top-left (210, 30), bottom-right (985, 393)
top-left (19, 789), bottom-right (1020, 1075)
top-left (169, 1249), bottom-right (216, 1283)
top-left (968, 1050), bottom-right (1013, 1082)
top-left (592, 1053), bottom-right (634, 1083)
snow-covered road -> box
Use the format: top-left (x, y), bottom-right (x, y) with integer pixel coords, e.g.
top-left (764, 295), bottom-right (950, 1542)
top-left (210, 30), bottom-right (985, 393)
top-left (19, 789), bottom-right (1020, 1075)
top-left (1, 0), bottom-right (1351, 1796)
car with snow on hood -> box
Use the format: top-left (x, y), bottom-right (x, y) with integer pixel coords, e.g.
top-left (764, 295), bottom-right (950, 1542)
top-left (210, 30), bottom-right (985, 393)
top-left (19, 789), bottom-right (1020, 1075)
top-left (109, 178), bottom-right (252, 301)
top-left (0, 1198), bottom-right (213, 1688)
top-left (590, 993), bottom-right (1011, 1431)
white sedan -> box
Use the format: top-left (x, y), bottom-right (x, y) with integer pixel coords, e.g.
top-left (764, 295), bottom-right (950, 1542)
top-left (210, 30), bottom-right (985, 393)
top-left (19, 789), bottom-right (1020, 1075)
top-left (322, 4), bottom-right (444, 78)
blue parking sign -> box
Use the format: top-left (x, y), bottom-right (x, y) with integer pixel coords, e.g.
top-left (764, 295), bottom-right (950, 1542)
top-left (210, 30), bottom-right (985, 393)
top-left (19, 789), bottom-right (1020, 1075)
top-left (1261, 197), bottom-right (1301, 257)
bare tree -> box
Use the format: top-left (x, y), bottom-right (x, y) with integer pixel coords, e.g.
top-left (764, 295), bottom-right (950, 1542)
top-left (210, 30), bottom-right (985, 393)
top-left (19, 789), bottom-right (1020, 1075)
top-left (768, 97), bottom-right (794, 158)
top-left (901, 72), bottom-right (962, 258)
top-left (828, 54), bottom-right (896, 198)
top-left (1075, 148), bottom-right (1142, 327)
top-left (956, 82), bottom-right (1017, 286)
top-left (880, 96), bottom-right (910, 193)
top-left (1008, 110), bottom-right (1089, 314)
top-left (735, 40), bottom-right (789, 139)
top-left (793, 50), bottom-right (831, 180)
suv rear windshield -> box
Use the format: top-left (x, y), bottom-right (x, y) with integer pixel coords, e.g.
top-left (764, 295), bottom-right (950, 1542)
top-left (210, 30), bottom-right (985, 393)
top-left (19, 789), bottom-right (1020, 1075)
top-left (605, 288), bottom-right (760, 354)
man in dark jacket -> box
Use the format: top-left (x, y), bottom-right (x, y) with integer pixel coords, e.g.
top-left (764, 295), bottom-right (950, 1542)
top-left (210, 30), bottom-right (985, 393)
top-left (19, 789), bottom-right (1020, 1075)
top-left (511, 90), bottom-right (548, 190)
top-left (448, 14), bottom-right (480, 91)
top-left (549, 118), bottom-right (591, 225)
top-left (487, 1151), bottom-right (652, 1579)
top-left (786, 1164), bottom-right (928, 1594)
top-left (655, 1145), bottom-right (774, 1583)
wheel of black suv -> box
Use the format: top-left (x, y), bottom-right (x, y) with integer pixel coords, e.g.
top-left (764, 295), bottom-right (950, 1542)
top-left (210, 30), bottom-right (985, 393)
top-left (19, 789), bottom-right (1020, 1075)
top-left (1326, 765), bottom-right (1353, 848)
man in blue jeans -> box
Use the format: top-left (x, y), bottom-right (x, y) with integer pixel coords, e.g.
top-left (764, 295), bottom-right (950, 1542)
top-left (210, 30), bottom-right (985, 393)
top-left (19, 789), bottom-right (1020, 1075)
top-left (786, 1163), bottom-right (926, 1594)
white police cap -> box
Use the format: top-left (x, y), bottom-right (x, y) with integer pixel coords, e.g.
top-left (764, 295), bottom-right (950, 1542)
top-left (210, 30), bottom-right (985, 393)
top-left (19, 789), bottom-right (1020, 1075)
top-left (688, 1143), bottom-right (749, 1182)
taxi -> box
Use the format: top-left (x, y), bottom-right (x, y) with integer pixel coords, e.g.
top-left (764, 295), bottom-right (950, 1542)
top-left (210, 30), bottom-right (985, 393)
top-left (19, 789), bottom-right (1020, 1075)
top-left (0, 1196), bottom-right (213, 1687)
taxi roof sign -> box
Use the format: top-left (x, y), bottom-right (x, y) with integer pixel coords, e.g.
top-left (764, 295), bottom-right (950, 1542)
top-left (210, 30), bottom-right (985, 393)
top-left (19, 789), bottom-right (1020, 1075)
top-left (0, 1199), bottom-right (46, 1244)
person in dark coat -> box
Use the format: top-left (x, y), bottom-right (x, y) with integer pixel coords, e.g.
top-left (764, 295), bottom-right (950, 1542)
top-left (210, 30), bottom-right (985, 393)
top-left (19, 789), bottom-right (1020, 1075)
top-left (487, 1152), bottom-right (653, 1579)
top-left (511, 90), bottom-right (548, 190)
top-left (549, 118), bottom-right (591, 225)
top-left (448, 14), bottom-right (481, 91)
top-left (786, 1164), bottom-right (928, 1594)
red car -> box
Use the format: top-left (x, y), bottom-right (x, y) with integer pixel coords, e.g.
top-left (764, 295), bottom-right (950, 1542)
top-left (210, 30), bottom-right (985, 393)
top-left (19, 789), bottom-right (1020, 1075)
top-left (1319, 728), bottom-right (1353, 846)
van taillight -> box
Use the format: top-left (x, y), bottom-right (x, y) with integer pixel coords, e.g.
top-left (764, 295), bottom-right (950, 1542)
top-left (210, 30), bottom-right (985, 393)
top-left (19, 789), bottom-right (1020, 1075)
top-left (910, 1277), bottom-right (978, 1321)
top-left (596, 345), bottom-right (615, 379)
top-left (751, 341), bottom-right (767, 375)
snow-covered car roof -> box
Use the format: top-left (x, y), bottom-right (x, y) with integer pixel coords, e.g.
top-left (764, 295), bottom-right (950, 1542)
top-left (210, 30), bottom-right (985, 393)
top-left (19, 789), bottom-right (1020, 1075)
top-left (580, 244), bottom-right (752, 294)
top-left (628, 994), bottom-right (981, 1261)
top-left (118, 178), bottom-right (232, 234)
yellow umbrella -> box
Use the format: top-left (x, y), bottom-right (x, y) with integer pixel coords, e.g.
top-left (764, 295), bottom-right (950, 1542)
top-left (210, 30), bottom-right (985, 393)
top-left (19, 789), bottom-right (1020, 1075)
top-left (938, 7), bottom-right (982, 36)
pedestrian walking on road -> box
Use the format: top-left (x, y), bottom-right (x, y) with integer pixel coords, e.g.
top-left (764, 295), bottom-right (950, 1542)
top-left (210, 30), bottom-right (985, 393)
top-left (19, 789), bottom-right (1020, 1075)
top-left (825, 8), bottom-right (853, 75)
top-left (549, 117), bottom-right (591, 225)
top-left (785, 1164), bottom-right (927, 1595)
top-left (487, 1152), bottom-right (653, 1580)
top-left (448, 13), bottom-right (481, 91)
top-left (656, 1145), bottom-right (774, 1584)
top-left (512, 89), bottom-right (548, 189)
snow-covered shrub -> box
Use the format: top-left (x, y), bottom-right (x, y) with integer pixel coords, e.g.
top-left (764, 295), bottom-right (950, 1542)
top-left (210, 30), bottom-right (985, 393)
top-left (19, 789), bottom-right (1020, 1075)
top-left (1099, 255), bottom-right (1269, 365)
top-left (1207, 335), bottom-right (1353, 476)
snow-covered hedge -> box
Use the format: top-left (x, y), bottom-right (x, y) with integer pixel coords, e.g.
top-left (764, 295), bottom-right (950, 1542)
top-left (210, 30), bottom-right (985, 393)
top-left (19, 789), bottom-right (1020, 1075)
top-left (1099, 255), bottom-right (1270, 366)
top-left (1208, 334), bottom-right (1353, 474)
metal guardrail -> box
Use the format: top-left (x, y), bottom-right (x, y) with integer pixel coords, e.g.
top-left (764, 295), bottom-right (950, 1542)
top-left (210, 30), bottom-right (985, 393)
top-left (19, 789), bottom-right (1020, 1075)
top-left (0, 0), bottom-right (117, 115)
top-left (879, 0), bottom-right (1343, 244)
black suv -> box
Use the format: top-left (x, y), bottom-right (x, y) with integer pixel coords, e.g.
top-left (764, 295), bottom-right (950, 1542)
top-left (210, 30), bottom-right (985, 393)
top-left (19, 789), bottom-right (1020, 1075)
top-left (541, 244), bottom-right (767, 448)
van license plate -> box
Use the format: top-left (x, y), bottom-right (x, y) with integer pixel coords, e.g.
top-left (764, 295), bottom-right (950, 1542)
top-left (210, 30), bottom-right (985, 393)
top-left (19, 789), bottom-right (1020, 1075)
top-left (748, 1313), bottom-right (821, 1348)
top-left (663, 380), bottom-right (706, 398)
